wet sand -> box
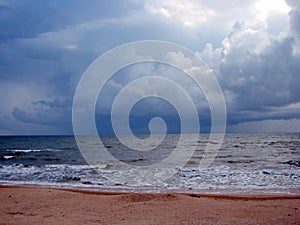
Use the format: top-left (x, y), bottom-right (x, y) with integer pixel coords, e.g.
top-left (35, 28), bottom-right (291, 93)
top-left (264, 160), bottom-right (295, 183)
top-left (1, 185), bottom-right (300, 225)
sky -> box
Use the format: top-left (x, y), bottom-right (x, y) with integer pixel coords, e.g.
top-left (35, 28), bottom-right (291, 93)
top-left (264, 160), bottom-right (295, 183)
top-left (0, 0), bottom-right (300, 135)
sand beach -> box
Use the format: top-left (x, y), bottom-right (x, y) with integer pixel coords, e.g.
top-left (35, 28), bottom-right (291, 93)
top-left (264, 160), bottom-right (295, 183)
top-left (1, 185), bottom-right (300, 225)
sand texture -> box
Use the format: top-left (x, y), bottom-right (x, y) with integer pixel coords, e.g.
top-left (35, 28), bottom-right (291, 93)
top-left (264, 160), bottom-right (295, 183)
top-left (1, 186), bottom-right (300, 225)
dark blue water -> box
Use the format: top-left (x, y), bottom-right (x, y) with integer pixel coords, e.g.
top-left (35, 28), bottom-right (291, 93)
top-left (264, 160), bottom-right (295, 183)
top-left (0, 136), bottom-right (84, 165)
top-left (0, 134), bottom-right (299, 193)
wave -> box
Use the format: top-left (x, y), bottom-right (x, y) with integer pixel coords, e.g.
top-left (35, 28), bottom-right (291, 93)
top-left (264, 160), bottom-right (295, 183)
top-left (7, 149), bottom-right (62, 153)
top-left (0, 163), bottom-right (299, 191)
top-left (2, 156), bottom-right (15, 160)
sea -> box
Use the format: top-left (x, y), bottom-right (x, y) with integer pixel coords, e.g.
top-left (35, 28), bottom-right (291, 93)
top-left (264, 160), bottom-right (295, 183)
top-left (0, 133), bottom-right (299, 194)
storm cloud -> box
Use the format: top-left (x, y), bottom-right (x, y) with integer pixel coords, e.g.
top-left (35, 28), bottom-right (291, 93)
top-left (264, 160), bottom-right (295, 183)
top-left (0, 0), bottom-right (299, 134)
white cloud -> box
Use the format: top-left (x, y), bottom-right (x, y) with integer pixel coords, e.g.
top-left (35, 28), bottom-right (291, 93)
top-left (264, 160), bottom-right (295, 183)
top-left (64, 44), bottom-right (78, 50)
top-left (0, 0), bottom-right (299, 134)
top-left (197, 1), bottom-right (300, 130)
top-left (145, 0), bottom-right (215, 27)
top-left (254, 0), bottom-right (291, 21)
top-left (144, 0), bottom-right (291, 39)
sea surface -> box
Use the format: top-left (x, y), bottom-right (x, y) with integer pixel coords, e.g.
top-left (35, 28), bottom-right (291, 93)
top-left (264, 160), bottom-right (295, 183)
top-left (0, 134), bottom-right (299, 194)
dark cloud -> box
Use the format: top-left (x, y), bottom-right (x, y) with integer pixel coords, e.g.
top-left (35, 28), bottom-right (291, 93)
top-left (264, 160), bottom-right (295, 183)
top-left (0, 0), bottom-right (67, 41)
top-left (0, 0), bottom-right (131, 42)
top-left (12, 107), bottom-right (37, 124)
top-left (0, 0), bottom-right (299, 134)
top-left (220, 36), bottom-right (299, 109)
top-left (199, 2), bottom-right (300, 127)
top-left (12, 106), bottom-right (71, 126)
top-left (289, 9), bottom-right (300, 35)
top-left (10, 104), bottom-right (72, 135)
top-left (32, 99), bottom-right (72, 109)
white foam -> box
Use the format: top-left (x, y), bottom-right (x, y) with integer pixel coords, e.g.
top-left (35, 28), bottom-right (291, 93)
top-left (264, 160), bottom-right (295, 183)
top-left (9, 149), bottom-right (62, 153)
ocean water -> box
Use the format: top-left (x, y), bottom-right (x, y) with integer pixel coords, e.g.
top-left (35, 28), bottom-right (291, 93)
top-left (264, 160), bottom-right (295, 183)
top-left (0, 134), bottom-right (299, 193)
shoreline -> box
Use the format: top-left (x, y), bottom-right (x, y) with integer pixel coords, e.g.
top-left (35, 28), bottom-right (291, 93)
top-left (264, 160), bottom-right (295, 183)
top-left (1, 185), bottom-right (300, 224)
top-left (1, 182), bottom-right (300, 196)
top-left (1, 184), bottom-right (300, 199)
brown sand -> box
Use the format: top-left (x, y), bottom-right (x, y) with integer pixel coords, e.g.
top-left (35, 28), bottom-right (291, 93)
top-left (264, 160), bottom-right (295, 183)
top-left (1, 185), bottom-right (300, 225)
